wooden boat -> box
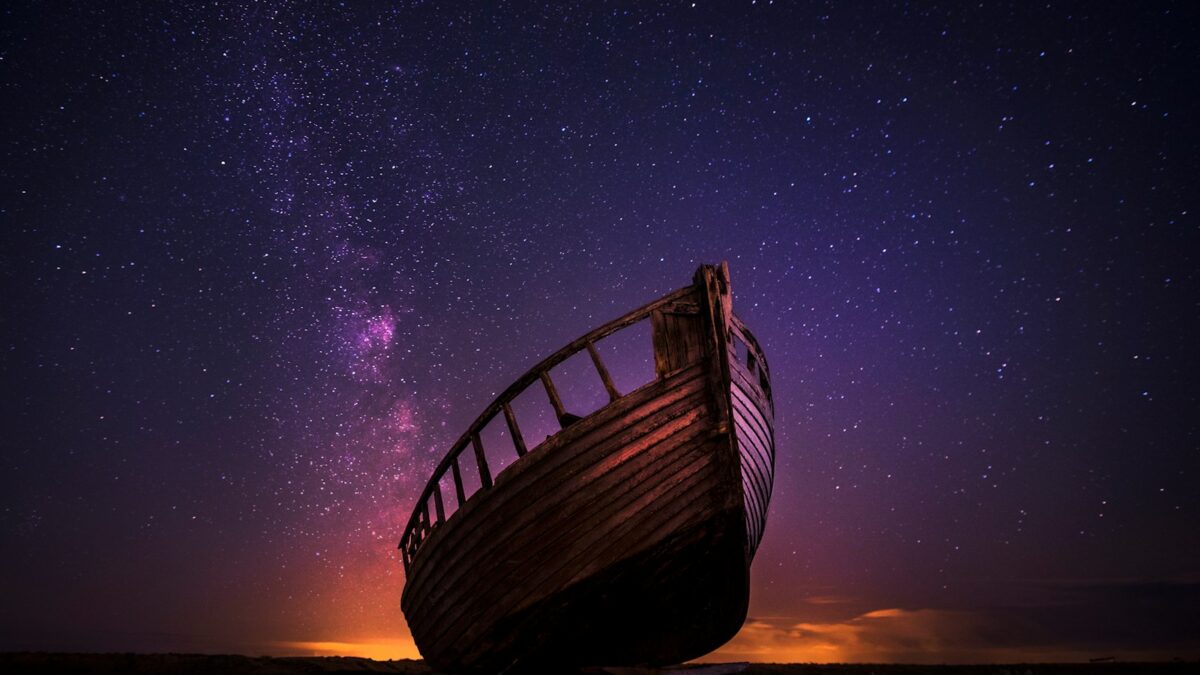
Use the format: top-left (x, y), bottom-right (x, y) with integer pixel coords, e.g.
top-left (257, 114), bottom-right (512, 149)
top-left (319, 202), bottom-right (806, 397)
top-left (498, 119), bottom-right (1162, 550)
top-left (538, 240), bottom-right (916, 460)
top-left (398, 263), bottom-right (775, 673)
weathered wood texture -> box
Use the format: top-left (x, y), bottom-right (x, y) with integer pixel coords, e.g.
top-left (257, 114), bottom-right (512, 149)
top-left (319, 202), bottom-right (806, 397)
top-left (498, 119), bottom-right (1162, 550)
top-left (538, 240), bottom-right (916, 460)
top-left (398, 264), bottom-right (775, 673)
top-left (398, 285), bottom-right (696, 570)
top-left (729, 316), bottom-right (775, 557)
top-left (403, 361), bottom-right (745, 672)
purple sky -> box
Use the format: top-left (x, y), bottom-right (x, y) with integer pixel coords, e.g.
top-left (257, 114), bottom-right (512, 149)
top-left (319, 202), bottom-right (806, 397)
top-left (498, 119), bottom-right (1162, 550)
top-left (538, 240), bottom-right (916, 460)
top-left (2, 1), bottom-right (1197, 663)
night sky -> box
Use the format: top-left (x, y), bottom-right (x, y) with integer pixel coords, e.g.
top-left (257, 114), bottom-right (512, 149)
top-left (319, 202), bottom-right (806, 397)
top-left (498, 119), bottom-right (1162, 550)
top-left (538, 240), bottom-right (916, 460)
top-left (2, 1), bottom-right (1198, 664)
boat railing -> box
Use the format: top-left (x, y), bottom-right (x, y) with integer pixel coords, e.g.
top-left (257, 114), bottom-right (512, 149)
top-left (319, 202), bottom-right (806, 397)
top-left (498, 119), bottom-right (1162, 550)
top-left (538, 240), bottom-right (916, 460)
top-left (398, 285), bottom-right (695, 571)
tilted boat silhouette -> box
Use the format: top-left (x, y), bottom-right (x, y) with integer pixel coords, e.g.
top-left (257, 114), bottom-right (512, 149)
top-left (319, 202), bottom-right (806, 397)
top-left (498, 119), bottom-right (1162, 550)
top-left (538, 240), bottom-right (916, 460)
top-left (398, 263), bottom-right (775, 673)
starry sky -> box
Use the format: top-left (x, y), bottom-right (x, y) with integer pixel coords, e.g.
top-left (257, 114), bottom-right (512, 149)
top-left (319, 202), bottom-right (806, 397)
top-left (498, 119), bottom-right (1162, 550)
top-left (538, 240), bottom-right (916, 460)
top-left (2, 1), bottom-right (1197, 664)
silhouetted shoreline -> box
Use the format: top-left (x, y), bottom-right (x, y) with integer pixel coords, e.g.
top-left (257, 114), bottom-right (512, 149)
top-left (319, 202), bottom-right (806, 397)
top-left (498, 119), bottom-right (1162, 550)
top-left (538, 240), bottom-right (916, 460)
top-left (1, 653), bottom-right (1197, 674)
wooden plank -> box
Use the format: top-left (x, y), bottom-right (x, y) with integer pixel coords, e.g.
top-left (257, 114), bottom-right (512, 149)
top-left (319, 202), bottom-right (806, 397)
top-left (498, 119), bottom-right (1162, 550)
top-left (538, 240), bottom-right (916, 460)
top-left (651, 311), bottom-right (703, 374)
top-left (670, 313), bottom-right (704, 369)
top-left (650, 310), bottom-right (670, 378)
top-left (731, 361), bottom-right (773, 422)
top-left (540, 370), bottom-right (569, 427)
top-left (732, 400), bottom-right (773, 553)
top-left (692, 264), bottom-right (733, 435)
top-left (406, 380), bottom-right (709, 609)
top-left (472, 433), bottom-right (492, 489)
top-left (733, 410), bottom-right (772, 488)
top-left (586, 341), bottom-right (621, 402)
top-left (424, 436), bottom-right (722, 655)
top-left (735, 452), bottom-right (770, 518)
top-left (448, 461), bottom-right (718, 655)
top-left (724, 391), bottom-right (772, 480)
top-left (733, 410), bottom-right (772, 498)
top-left (451, 459), bottom-right (466, 505)
top-left (432, 485), bottom-right (445, 524)
top-left (731, 312), bottom-right (770, 380)
top-left (415, 417), bottom-right (710, 638)
top-left (402, 364), bottom-right (707, 576)
top-left (416, 505), bottom-right (429, 542)
top-left (431, 452), bottom-right (731, 665)
top-left (410, 362), bottom-right (729, 588)
top-left (404, 377), bottom-right (710, 607)
top-left (412, 417), bottom-right (714, 639)
top-left (419, 421), bottom-right (715, 636)
top-left (731, 385), bottom-right (773, 452)
top-left (430, 489), bottom-right (740, 673)
top-left (502, 402), bottom-right (527, 457)
top-left (404, 362), bottom-right (708, 587)
top-left (732, 399), bottom-right (774, 505)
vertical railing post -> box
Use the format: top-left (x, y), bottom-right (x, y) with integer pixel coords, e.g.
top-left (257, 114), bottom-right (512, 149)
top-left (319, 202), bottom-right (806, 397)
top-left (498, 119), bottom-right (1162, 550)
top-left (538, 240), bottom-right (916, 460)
top-left (586, 341), bottom-right (621, 402)
top-left (451, 457), bottom-right (466, 505)
top-left (540, 371), bottom-right (570, 427)
top-left (503, 402), bottom-right (527, 457)
top-left (417, 504), bottom-right (429, 541)
top-left (472, 433), bottom-right (493, 488)
top-left (432, 484), bottom-right (445, 524)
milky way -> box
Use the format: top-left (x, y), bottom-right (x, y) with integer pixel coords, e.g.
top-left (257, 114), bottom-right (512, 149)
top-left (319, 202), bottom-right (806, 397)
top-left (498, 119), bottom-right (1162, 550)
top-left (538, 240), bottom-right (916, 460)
top-left (2, 1), bottom-right (1197, 663)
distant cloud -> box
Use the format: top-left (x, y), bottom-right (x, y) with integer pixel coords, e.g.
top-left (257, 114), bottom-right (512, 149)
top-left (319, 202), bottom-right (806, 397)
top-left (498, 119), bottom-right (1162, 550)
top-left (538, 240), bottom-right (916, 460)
top-left (707, 608), bottom-right (1017, 664)
top-left (803, 595), bottom-right (856, 605)
top-left (705, 580), bottom-right (1200, 664)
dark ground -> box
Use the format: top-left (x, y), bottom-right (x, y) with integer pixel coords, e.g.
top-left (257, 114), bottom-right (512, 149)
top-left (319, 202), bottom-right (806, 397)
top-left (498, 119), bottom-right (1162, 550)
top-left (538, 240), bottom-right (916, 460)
top-left (1, 654), bottom-right (1196, 674)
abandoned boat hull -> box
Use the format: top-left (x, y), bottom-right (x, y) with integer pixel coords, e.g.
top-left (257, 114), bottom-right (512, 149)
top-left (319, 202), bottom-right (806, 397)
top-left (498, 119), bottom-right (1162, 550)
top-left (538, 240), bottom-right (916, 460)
top-left (398, 264), bottom-right (775, 673)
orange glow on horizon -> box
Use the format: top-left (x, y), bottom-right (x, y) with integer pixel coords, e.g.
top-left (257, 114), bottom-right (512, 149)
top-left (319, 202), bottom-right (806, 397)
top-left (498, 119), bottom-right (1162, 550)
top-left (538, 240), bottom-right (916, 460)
top-left (273, 604), bottom-right (1194, 666)
top-left (276, 609), bottom-right (1078, 665)
top-left (271, 638), bottom-right (421, 661)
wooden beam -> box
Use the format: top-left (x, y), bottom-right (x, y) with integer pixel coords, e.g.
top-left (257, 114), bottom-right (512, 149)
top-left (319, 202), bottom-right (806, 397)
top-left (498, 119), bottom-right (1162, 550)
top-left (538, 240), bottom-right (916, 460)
top-left (503, 402), bottom-right (527, 457)
top-left (540, 371), bottom-right (569, 427)
top-left (472, 433), bottom-right (493, 488)
top-left (586, 341), bottom-right (621, 402)
top-left (432, 485), bottom-right (445, 524)
top-left (417, 505), bottom-right (429, 540)
top-left (451, 457), bottom-right (466, 505)
top-left (650, 310), bottom-right (670, 379)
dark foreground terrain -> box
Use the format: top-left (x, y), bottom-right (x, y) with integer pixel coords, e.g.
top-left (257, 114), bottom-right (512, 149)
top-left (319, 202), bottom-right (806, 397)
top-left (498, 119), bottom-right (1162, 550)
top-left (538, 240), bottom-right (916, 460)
top-left (0, 654), bottom-right (1194, 674)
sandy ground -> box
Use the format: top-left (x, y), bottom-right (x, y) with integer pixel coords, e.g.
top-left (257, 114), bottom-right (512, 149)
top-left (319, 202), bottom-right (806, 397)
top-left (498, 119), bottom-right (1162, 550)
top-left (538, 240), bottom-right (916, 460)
top-left (0, 654), bottom-right (1195, 674)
